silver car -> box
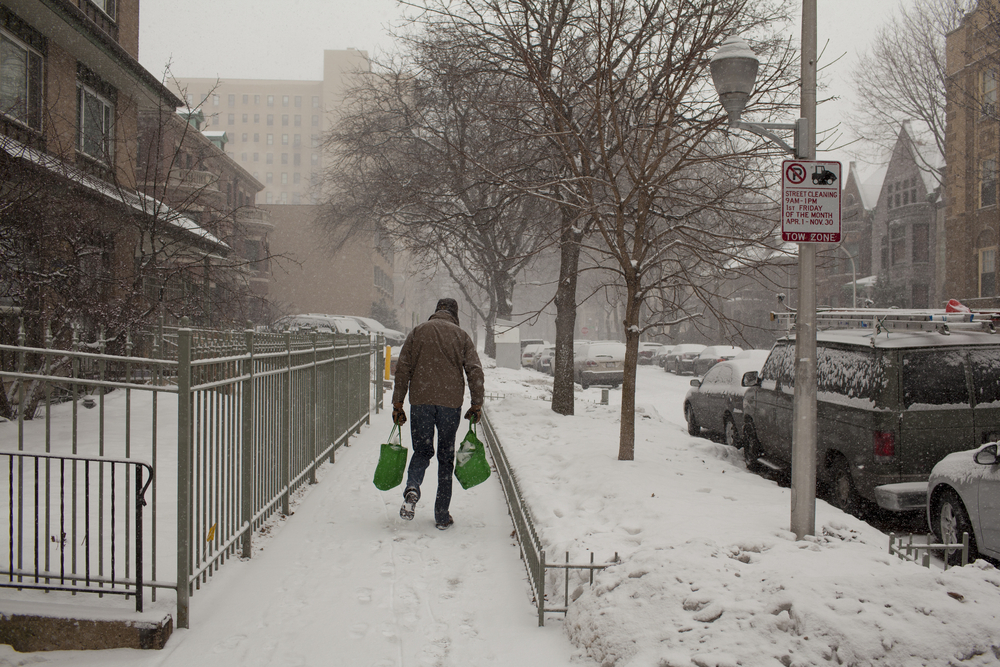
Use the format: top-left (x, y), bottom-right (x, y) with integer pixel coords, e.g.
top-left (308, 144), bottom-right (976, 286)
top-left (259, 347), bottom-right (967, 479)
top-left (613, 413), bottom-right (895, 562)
top-left (573, 341), bottom-right (625, 389)
top-left (683, 358), bottom-right (765, 448)
top-left (928, 443), bottom-right (1000, 566)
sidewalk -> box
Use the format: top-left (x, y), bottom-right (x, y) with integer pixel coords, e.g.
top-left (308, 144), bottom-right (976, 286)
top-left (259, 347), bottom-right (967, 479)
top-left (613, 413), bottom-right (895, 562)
top-left (2, 408), bottom-right (590, 667)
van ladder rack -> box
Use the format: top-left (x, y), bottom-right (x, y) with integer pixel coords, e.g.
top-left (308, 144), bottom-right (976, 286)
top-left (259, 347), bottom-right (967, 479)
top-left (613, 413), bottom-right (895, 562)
top-left (770, 308), bottom-right (999, 336)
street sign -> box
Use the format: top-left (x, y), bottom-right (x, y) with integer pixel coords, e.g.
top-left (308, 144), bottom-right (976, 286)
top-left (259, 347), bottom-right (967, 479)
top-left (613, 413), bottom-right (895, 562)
top-left (781, 160), bottom-right (841, 243)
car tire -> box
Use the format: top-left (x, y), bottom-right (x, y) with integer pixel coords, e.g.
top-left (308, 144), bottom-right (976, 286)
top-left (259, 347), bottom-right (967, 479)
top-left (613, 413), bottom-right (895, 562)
top-left (581, 377), bottom-right (590, 390)
top-left (685, 403), bottom-right (699, 436)
top-left (828, 458), bottom-right (861, 515)
top-left (742, 419), bottom-right (762, 472)
top-left (935, 489), bottom-right (978, 566)
top-left (724, 415), bottom-right (740, 448)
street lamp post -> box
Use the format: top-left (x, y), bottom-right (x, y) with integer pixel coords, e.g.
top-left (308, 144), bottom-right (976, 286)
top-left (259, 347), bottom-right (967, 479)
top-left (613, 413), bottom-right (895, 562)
top-left (838, 245), bottom-right (858, 308)
top-left (711, 0), bottom-right (818, 540)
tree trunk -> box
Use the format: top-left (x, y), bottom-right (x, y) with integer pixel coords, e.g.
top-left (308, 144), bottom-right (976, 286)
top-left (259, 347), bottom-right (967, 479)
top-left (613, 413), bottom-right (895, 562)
top-left (618, 279), bottom-right (641, 461)
top-left (551, 208), bottom-right (581, 416)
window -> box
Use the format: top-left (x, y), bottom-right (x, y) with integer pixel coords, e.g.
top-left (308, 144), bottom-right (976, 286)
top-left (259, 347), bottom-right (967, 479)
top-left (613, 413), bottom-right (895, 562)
top-left (971, 349), bottom-right (1000, 406)
top-left (311, 134), bottom-right (319, 148)
top-left (280, 192), bottom-right (288, 204)
top-left (241, 152), bottom-right (247, 162)
top-left (293, 134), bottom-right (301, 147)
top-left (294, 115), bottom-right (301, 127)
top-left (282, 114), bottom-right (288, 126)
top-left (983, 69), bottom-right (998, 116)
top-left (293, 153), bottom-right (301, 166)
top-left (267, 95), bottom-right (274, 106)
top-left (266, 172), bottom-right (273, 184)
top-left (981, 247), bottom-right (997, 298)
top-left (90, 0), bottom-right (115, 18)
top-left (981, 158), bottom-right (997, 208)
top-left (902, 350), bottom-right (969, 408)
top-left (227, 113), bottom-right (234, 124)
top-left (241, 132), bottom-right (248, 142)
top-left (282, 95), bottom-right (289, 106)
top-left (890, 225), bottom-right (905, 266)
top-left (281, 153), bottom-right (287, 164)
top-left (213, 94), bottom-right (219, 106)
top-left (77, 84), bottom-right (114, 162)
top-left (293, 172), bottom-right (301, 184)
top-left (293, 193), bottom-right (301, 204)
top-left (0, 31), bottom-right (43, 131)
top-left (294, 95), bottom-right (301, 107)
top-left (253, 152), bottom-right (258, 162)
top-left (242, 113), bottom-right (248, 123)
top-left (282, 134), bottom-right (288, 145)
top-left (266, 114), bottom-right (273, 126)
top-left (266, 192), bottom-right (273, 204)
top-left (266, 153), bottom-right (273, 164)
top-left (912, 223), bottom-right (929, 263)
top-left (267, 134), bottom-right (273, 145)
top-left (312, 96), bottom-right (319, 108)
top-left (281, 172), bottom-right (288, 184)
top-left (312, 115), bottom-right (319, 126)
top-left (185, 93), bottom-right (193, 106)
top-left (228, 94), bottom-right (235, 106)
top-left (254, 95), bottom-right (260, 105)
top-left (759, 342), bottom-right (794, 392)
top-left (253, 133), bottom-right (259, 142)
top-left (242, 94), bottom-right (249, 104)
top-left (311, 153), bottom-right (319, 165)
top-left (254, 114), bottom-right (260, 124)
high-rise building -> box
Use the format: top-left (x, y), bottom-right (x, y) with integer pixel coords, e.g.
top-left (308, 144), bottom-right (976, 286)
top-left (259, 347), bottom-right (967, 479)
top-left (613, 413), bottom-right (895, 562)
top-left (175, 49), bottom-right (370, 206)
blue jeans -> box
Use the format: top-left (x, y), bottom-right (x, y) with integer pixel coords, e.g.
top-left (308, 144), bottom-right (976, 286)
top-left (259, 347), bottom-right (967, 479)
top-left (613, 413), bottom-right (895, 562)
top-left (405, 404), bottom-right (461, 522)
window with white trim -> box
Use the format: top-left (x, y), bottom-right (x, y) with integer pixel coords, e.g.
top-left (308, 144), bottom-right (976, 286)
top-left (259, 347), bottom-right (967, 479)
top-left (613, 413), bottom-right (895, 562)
top-left (981, 158), bottom-right (997, 208)
top-left (89, 0), bottom-right (116, 19)
top-left (983, 68), bottom-right (998, 116)
top-left (981, 247), bottom-right (997, 298)
top-left (77, 84), bottom-right (113, 162)
top-left (0, 30), bottom-right (43, 131)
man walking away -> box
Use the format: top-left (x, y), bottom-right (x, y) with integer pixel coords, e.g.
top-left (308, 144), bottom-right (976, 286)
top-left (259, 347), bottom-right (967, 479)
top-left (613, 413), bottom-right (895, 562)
top-left (391, 298), bottom-right (484, 529)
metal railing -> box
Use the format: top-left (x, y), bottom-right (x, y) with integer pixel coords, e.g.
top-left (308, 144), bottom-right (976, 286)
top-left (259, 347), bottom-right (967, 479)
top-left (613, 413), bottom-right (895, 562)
top-left (1, 451), bottom-right (153, 611)
top-left (889, 532), bottom-right (970, 569)
top-left (479, 407), bottom-right (617, 626)
top-left (0, 323), bottom-right (381, 628)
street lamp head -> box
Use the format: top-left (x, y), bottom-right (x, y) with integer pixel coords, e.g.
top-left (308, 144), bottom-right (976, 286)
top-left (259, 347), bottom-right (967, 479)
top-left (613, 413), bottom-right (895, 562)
top-left (710, 36), bottom-right (759, 125)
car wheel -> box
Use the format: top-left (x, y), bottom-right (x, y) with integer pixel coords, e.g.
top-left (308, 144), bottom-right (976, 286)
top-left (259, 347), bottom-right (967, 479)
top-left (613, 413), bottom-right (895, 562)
top-left (742, 419), bottom-right (762, 472)
top-left (685, 403), bottom-right (699, 436)
top-left (828, 458), bottom-right (861, 515)
top-left (935, 489), bottom-right (978, 566)
top-left (724, 415), bottom-right (740, 448)
top-left (581, 377), bottom-right (590, 390)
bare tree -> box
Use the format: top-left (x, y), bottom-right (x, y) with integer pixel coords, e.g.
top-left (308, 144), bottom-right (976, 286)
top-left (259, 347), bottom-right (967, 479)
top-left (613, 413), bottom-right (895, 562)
top-left (320, 39), bottom-right (554, 356)
top-left (409, 0), bottom-right (797, 458)
top-left (848, 0), bottom-right (974, 184)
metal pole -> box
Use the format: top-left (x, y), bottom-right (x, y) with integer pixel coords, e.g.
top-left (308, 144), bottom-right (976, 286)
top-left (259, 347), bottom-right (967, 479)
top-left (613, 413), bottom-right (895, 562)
top-left (241, 330), bottom-right (254, 559)
top-left (176, 327), bottom-right (192, 628)
top-left (839, 245), bottom-right (857, 308)
top-left (791, 0), bottom-right (818, 540)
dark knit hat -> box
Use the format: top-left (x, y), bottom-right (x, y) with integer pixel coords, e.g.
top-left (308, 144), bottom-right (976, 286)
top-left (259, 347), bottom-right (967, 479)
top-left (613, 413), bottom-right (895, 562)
top-left (435, 298), bottom-right (459, 319)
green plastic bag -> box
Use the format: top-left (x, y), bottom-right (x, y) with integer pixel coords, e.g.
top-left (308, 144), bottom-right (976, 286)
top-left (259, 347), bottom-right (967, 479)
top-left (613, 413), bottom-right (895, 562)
top-left (454, 421), bottom-right (491, 490)
top-left (373, 424), bottom-right (408, 491)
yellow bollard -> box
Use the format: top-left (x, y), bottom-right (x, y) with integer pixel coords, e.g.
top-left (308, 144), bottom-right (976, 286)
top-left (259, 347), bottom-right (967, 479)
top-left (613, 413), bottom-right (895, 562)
top-left (385, 345), bottom-right (392, 380)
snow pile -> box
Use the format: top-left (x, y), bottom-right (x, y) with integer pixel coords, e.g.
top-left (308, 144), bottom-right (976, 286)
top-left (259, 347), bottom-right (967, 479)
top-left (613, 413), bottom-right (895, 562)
top-left (485, 365), bottom-right (1000, 667)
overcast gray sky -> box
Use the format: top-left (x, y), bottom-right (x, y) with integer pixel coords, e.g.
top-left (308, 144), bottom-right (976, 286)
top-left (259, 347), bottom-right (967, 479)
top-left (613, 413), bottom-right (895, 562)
top-left (138, 0), bottom-right (915, 174)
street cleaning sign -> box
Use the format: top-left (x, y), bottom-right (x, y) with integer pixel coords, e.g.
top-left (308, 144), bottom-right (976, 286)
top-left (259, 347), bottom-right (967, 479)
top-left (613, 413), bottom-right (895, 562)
top-left (781, 160), bottom-right (842, 243)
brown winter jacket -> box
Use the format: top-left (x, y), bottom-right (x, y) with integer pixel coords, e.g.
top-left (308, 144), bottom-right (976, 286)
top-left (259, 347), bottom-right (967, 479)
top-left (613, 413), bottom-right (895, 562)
top-left (391, 311), bottom-right (485, 409)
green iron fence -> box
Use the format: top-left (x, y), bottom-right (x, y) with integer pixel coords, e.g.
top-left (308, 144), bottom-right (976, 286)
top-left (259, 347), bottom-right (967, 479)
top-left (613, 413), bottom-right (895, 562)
top-left (0, 322), bottom-right (382, 628)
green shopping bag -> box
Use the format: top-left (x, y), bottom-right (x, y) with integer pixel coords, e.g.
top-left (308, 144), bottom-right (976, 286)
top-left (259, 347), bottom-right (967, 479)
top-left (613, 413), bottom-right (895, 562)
top-left (454, 421), bottom-right (491, 490)
top-left (373, 424), bottom-right (408, 491)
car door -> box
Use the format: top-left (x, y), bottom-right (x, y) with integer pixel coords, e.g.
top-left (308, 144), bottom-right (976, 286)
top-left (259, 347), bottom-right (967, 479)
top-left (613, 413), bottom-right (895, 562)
top-left (694, 364), bottom-right (728, 433)
top-left (752, 342), bottom-right (795, 463)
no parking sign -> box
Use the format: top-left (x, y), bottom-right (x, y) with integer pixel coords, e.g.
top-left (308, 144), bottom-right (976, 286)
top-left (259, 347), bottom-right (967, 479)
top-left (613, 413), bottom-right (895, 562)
top-left (781, 160), bottom-right (842, 243)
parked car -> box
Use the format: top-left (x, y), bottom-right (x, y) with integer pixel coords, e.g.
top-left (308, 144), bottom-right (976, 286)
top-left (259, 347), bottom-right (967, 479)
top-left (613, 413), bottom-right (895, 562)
top-left (573, 341), bottom-right (625, 389)
top-left (652, 345), bottom-right (676, 368)
top-left (683, 357), bottom-right (766, 447)
top-left (927, 443), bottom-right (1000, 566)
top-left (693, 345), bottom-right (744, 376)
top-left (521, 343), bottom-right (546, 367)
top-left (520, 338), bottom-right (548, 351)
top-left (638, 342), bottom-right (666, 365)
top-left (534, 346), bottom-right (556, 374)
top-left (733, 349), bottom-right (771, 364)
top-left (271, 314), bottom-right (365, 336)
top-left (742, 327), bottom-right (1000, 515)
top-left (343, 315), bottom-right (406, 347)
top-left (665, 344), bottom-right (707, 375)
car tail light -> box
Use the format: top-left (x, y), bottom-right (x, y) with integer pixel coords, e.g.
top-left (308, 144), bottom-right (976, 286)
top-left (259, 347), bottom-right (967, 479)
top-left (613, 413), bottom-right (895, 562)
top-left (874, 431), bottom-right (895, 458)
top-left (586, 360), bottom-right (598, 367)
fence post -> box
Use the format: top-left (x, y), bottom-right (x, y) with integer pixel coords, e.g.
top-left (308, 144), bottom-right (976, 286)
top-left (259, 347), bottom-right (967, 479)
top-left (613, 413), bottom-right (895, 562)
top-left (310, 333), bottom-right (318, 485)
top-left (176, 326), bottom-right (192, 629)
top-left (242, 330), bottom-right (254, 559)
top-left (281, 333), bottom-right (291, 516)
top-left (538, 549), bottom-right (546, 627)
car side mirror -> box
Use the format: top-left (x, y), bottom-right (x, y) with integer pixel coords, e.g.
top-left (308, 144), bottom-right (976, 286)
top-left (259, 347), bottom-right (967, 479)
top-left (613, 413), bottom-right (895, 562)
top-left (742, 372), bottom-right (758, 387)
top-left (974, 443), bottom-right (1000, 466)
top-left (690, 379), bottom-right (701, 388)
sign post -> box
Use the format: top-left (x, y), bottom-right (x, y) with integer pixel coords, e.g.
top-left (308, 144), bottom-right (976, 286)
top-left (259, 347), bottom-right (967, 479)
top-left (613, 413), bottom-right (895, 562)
top-left (781, 160), bottom-right (842, 244)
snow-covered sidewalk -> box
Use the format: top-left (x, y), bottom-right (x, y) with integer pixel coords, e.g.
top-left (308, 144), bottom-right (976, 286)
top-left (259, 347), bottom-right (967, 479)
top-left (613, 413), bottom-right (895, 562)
top-left (1, 406), bottom-right (590, 667)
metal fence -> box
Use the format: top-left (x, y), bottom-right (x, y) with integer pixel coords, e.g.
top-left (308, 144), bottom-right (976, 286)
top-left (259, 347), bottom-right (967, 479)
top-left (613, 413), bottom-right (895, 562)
top-left (0, 323), bottom-right (381, 628)
top-left (479, 406), bottom-right (616, 626)
top-left (889, 532), bottom-right (970, 569)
